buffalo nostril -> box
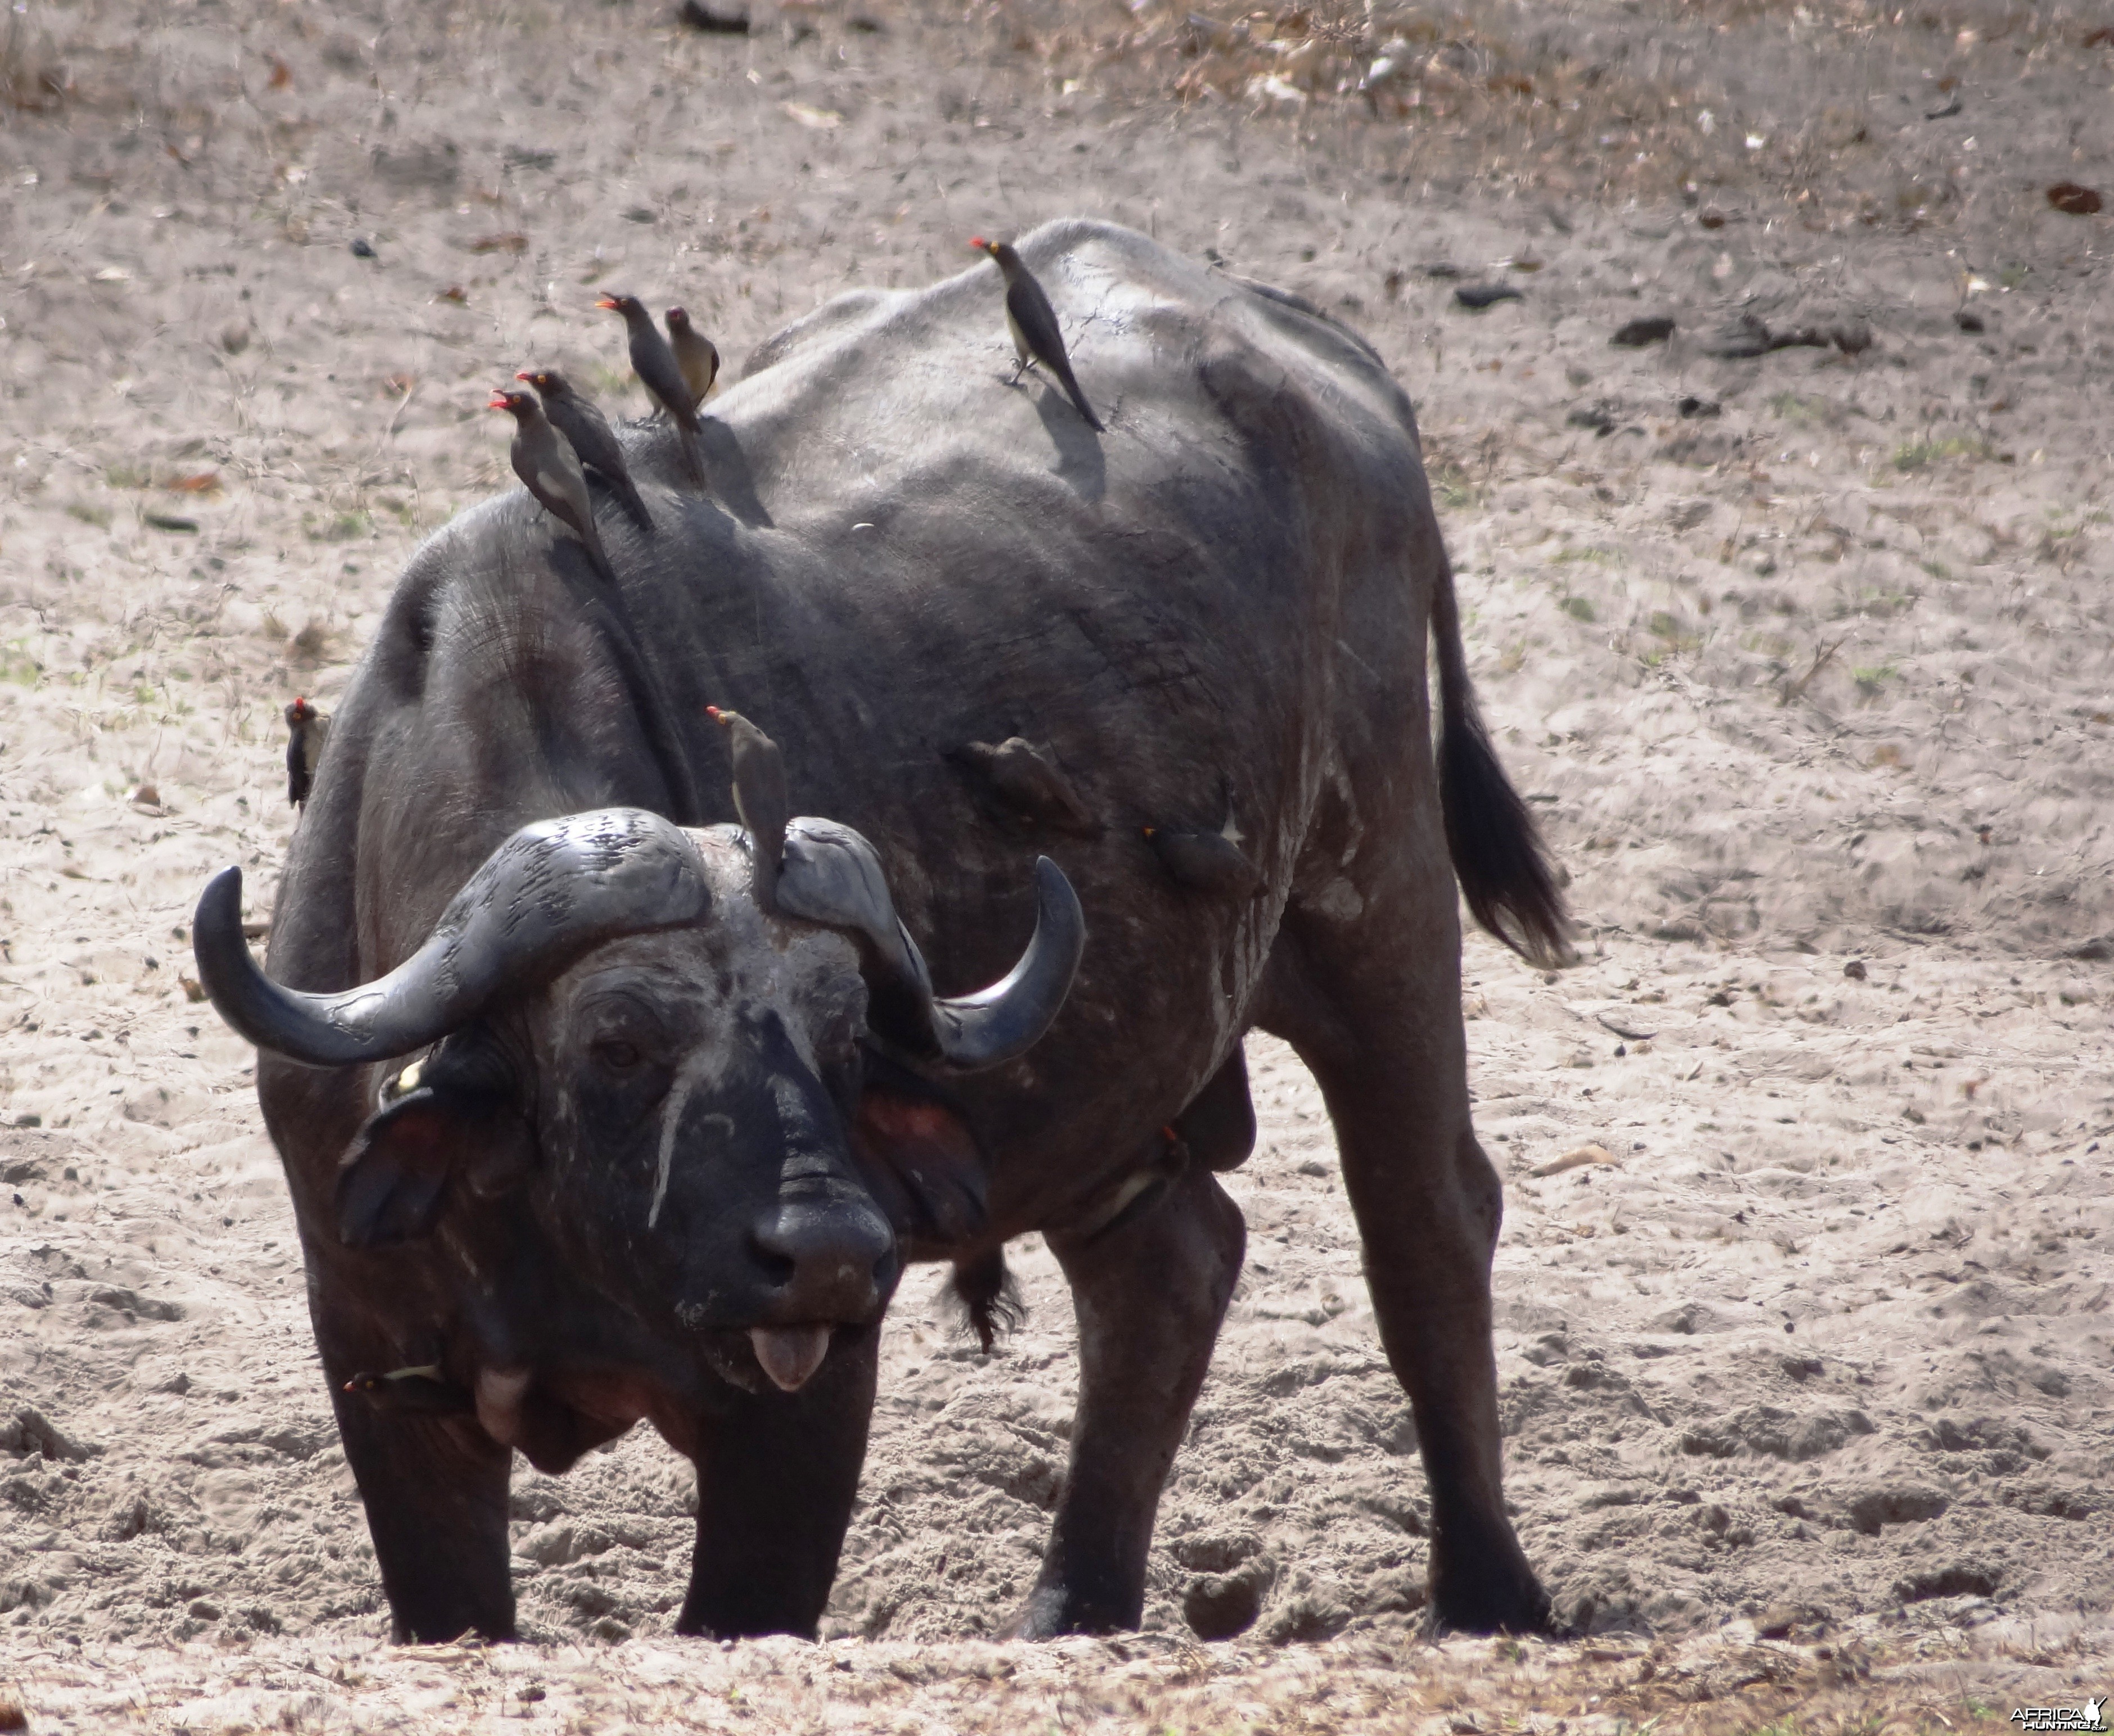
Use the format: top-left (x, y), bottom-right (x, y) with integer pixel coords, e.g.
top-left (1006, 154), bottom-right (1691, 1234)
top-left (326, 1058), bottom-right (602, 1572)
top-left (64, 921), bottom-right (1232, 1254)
top-left (746, 1236), bottom-right (797, 1288)
top-left (749, 1198), bottom-right (893, 1318)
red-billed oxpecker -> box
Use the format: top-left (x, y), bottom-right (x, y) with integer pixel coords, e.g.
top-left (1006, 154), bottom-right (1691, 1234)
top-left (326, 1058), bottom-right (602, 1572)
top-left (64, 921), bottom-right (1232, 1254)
top-left (596, 292), bottom-right (707, 484)
top-left (515, 368), bottom-right (652, 531)
top-left (664, 306), bottom-right (721, 405)
top-left (707, 705), bottom-right (790, 911)
top-left (487, 387), bottom-right (618, 586)
top-left (284, 696), bottom-right (329, 811)
top-left (947, 735), bottom-right (1102, 838)
top-left (1144, 817), bottom-right (1264, 900)
top-left (970, 236), bottom-right (1104, 432)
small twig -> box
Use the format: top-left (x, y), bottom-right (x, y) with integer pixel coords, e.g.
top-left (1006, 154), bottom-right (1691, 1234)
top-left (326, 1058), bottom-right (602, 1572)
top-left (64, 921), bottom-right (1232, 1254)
top-left (1779, 636), bottom-right (1845, 706)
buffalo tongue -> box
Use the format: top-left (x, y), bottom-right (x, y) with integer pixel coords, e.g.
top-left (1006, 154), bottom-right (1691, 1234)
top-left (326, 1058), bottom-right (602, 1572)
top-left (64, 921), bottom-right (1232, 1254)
top-left (750, 1325), bottom-right (832, 1393)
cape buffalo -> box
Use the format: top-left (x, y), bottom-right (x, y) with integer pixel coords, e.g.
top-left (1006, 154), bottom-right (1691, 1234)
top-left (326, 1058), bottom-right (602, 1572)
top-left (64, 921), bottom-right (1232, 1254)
top-left (194, 218), bottom-right (1569, 1645)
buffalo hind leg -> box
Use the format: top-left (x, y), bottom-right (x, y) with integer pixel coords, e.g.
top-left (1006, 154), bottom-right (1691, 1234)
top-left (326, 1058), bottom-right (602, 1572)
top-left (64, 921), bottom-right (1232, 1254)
top-left (677, 1326), bottom-right (879, 1638)
top-left (331, 1386), bottom-right (517, 1643)
top-left (1262, 912), bottom-right (1553, 1635)
top-left (1012, 1163), bottom-right (1245, 1638)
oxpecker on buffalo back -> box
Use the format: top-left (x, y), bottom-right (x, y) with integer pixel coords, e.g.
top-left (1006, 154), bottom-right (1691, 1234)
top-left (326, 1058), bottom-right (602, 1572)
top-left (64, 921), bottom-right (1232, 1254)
top-left (971, 236), bottom-right (1105, 432)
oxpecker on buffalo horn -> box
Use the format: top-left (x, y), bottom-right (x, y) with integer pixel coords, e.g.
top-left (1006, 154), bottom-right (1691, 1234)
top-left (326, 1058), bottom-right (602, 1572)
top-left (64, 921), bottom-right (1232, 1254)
top-left (947, 736), bottom-right (1102, 838)
top-left (707, 706), bottom-right (790, 910)
top-left (284, 696), bottom-right (329, 811)
top-left (597, 292), bottom-right (707, 485)
top-left (970, 237), bottom-right (1105, 432)
top-left (487, 387), bottom-right (619, 587)
top-left (515, 368), bottom-right (653, 530)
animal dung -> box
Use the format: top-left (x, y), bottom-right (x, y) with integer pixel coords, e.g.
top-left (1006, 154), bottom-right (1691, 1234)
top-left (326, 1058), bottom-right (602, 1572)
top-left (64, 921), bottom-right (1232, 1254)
top-left (1454, 282), bottom-right (1523, 310)
top-left (1610, 315), bottom-right (1676, 347)
top-left (2046, 181), bottom-right (2103, 216)
top-left (676, 0), bottom-right (752, 30)
top-left (1702, 311), bottom-right (1872, 359)
top-left (1701, 312), bottom-right (1773, 359)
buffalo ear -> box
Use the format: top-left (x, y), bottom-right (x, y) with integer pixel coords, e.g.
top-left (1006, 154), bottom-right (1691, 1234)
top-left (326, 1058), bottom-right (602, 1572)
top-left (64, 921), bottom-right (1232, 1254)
top-left (850, 1056), bottom-right (988, 1252)
top-left (336, 1086), bottom-right (531, 1249)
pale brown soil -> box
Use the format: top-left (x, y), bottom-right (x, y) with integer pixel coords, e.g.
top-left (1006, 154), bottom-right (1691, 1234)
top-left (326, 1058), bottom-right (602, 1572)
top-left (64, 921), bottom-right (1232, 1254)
top-left (2, 0), bottom-right (2111, 1728)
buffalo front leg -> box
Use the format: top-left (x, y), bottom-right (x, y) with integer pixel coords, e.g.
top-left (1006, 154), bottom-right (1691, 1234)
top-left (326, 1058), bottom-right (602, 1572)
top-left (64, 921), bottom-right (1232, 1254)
top-left (1012, 1163), bottom-right (1246, 1638)
top-left (677, 1326), bottom-right (879, 1638)
top-left (1264, 912), bottom-right (1552, 1634)
top-left (329, 1384), bottom-right (517, 1643)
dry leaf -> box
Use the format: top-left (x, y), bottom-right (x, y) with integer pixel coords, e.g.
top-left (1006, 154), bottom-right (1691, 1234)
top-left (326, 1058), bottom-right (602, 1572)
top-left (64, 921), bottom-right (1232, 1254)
top-left (267, 56), bottom-right (292, 89)
top-left (466, 231), bottom-right (529, 255)
top-left (165, 472), bottom-right (221, 493)
top-left (1531, 1143), bottom-right (1617, 1179)
top-left (781, 102), bottom-right (843, 130)
top-left (434, 284), bottom-right (469, 304)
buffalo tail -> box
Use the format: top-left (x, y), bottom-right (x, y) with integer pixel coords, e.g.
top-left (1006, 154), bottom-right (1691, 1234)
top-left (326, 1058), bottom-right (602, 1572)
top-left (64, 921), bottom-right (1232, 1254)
top-left (1429, 550), bottom-right (1574, 969)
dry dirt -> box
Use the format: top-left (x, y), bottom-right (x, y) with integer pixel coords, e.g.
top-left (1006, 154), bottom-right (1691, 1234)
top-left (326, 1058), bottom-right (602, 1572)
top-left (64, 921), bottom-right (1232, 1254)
top-left (2, 0), bottom-right (2111, 1728)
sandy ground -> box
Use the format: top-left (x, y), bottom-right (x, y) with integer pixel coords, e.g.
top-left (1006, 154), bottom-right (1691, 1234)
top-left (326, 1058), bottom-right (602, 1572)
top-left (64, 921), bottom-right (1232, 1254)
top-left (2, 0), bottom-right (2112, 1726)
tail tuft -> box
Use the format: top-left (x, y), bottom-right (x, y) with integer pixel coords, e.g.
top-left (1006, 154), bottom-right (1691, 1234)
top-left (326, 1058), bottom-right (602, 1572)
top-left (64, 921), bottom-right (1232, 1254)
top-left (1439, 704), bottom-right (1573, 970)
top-left (948, 1248), bottom-right (1026, 1354)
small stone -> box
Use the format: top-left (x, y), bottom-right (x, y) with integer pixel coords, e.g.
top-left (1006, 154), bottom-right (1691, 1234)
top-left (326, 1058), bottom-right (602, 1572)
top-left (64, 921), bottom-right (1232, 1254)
top-left (1755, 1602), bottom-right (1813, 1638)
top-left (1843, 959), bottom-right (1868, 980)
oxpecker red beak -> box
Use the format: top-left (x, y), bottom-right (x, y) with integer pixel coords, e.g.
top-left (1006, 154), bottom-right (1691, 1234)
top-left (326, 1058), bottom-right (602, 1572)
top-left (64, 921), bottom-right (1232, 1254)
top-left (514, 370), bottom-right (536, 384)
top-left (486, 391), bottom-right (511, 410)
top-left (968, 236), bottom-right (990, 254)
top-left (595, 295), bottom-right (621, 311)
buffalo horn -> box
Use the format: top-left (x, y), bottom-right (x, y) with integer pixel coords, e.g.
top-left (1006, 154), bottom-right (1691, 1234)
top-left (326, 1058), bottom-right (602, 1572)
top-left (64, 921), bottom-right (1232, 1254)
top-left (775, 818), bottom-right (1084, 1071)
top-left (193, 808), bottom-right (711, 1066)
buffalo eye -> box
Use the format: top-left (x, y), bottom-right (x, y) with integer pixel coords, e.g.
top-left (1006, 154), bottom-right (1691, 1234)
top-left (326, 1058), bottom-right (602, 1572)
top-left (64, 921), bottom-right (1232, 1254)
top-left (591, 1038), bottom-right (642, 1073)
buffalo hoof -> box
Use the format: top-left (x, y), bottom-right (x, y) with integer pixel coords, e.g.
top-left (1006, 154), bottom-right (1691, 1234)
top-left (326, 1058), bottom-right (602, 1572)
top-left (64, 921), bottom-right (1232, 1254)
top-left (1428, 1534), bottom-right (1558, 1636)
top-left (1002, 1584), bottom-right (1128, 1642)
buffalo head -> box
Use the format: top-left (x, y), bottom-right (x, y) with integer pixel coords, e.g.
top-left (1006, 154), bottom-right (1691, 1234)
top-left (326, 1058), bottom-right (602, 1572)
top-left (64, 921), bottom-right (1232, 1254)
top-left (191, 807), bottom-right (1082, 1395)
